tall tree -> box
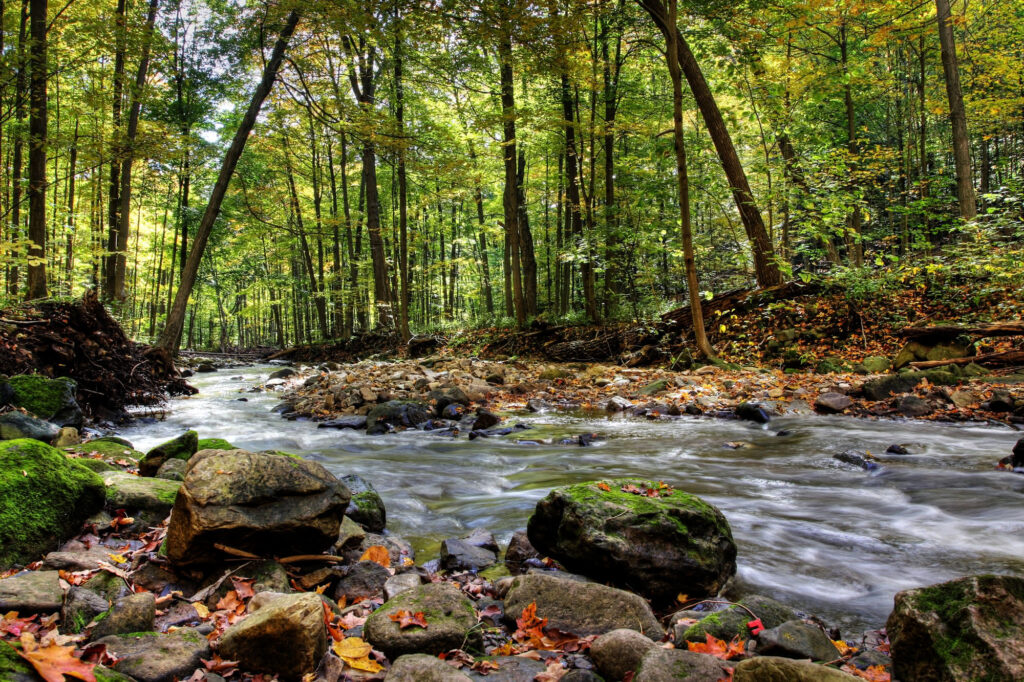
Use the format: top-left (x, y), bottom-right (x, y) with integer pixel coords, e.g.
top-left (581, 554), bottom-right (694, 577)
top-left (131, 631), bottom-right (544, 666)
top-left (498, 13), bottom-right (525, 327)
top-left (934, 0), bottom-right (976, 220)
top-left (25, 0), bottom-right (46, 298)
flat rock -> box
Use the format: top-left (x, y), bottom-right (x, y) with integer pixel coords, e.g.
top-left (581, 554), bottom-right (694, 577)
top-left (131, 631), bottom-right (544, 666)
top-left (633, 647), bottom-right (731, 682)
top-left (465, 656), bottom-right (546, 681)
top-left (0, 411), bottom-right (60, 442)
top-left (440, 538), bottom-right (497, 572)
top-left (103, 472), bottom-right (181, 514)
top-left (385, 654), bottom-right (471, 681)
top-left (364, 583), bottom-right (481, 659)
top-left (317, 416), bottom-right (368, 430)
top-left (814, 392), bottom-right (852, 414)
top-left (679, 594), bottom-right (797, 643)
top-left (591, 628), bottom-right (657, 680)
top-left (733, 657), bottom-right (861, 681)
top-left (756, 619), bottom-right (840, 661)
top-left (384, 573), bottom-right (422, 600)
top-left (97, 628), bottom-right (211, 682)
top-left (0, 570), bottom-right (64, 613)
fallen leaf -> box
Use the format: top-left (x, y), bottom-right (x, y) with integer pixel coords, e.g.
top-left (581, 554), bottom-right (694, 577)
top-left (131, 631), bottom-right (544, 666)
top-left (193, 603), bottom-right (210, 619)
top-left (17, 634), bottom-right (96, 682)
top-left (596, 482), bottom-right (611, 491)
top-left (686, 634), bottom-right (745, 660)
top-left (388, 610), bottom-right (428, 630)
top-left (332, 637), bottom-right (382, 673)
top-left (359, 545), bottom-right (390, 568)
top-left (231, 578), bottom-right (255, 600)
top-left (840, 664), bottom-right (891, 681)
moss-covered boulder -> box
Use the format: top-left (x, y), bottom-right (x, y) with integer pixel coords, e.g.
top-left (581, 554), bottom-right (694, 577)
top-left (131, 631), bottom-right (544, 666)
top-left (678, 594), bottom-right (796, 643)
top-left (102, 472), bottom-right (181, 530)
top-left (893, 339), bottom-right (974, 370)
top-left (0, 375), bottom-right (83, 428)
top-left (138, 431), bottom-right (198, 477)
top-left (196, 438), bottom-right (236, 451)
top-left (861, 369), bottom-right (959, 401)
top-left (527, 479), bottom-right (736, 606)
top-left (166, 449), bottom-right (350, 567)
top-left (887, 574), bottom-right (1024, 681)
top-left (68, 438), bottom-right (145, 461)
top-left (341, 474), bottom-right (386, 532)
top-left (0, 412), bottom-right (60, 443)
top-left (0, 439), bottom-right (105, 569)
top-left (364, 583), bottom-right (481, 659)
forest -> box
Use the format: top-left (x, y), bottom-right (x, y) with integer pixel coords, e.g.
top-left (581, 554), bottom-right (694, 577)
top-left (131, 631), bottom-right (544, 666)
top-left (0, 0), bottom-right (1020, 354)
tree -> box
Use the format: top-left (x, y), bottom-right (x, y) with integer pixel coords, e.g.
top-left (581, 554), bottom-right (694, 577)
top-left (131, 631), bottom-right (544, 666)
top-left (934, 0), bottom-right (975, 220)
top-left (25, 0), bottom-right (46, 299)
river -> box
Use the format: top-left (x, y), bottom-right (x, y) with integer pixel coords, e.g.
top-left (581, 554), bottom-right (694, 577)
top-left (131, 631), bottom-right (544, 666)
top-left (117, 364), bottom-right (1024, 635)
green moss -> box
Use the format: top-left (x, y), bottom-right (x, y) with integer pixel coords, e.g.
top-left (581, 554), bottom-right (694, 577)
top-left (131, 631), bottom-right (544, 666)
top-left (0, 639), bottom-right (36, 681)
top-left (67, 440), bottom-right (144, 461)
top-left (196, 438), bottom-right (236, 451)
top-left (75, 458), bottom-right (118, 473)
top-left (562, 480), bottom-right (728, 537)
top-left (5, 375), bottom-right (74, 419)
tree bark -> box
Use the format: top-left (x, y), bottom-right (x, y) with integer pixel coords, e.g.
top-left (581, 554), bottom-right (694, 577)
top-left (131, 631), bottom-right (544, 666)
top-left (157, 10), bottom-right (300, 351)
top-left (934, 0), bottom-right (976, 220)
top-left (499, 27), bottom-right (525, 327)
top-left (394, 21), bottom-right (410, 341)
top-left (102, 0), bottom-right (127, 301)
top-left (25, 0), bottom-right (47, 299)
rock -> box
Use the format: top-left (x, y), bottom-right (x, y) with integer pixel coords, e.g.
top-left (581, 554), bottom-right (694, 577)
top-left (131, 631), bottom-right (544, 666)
top-left (197, 362), bottom-right (217, 372)
top-left (55, 427), bottom-right (81, 447)
top-left (0, 411), bottom-right (60, 443)
top-left (0, 439), bottom-right (105, 568)
top-left (103, 472), bottom-right (181, 518)
top-left (218, 592), bottom-right (326, 681)
top-left (83, 572), bottom-right (131, 603)
top-left (525, 398), bottom-right (548, 413)
top-left (335, 560), bottom-right (390, 602)
top-left (756, 619), bottom-right (840, 661)
top-left (62, 586), bottom-right (110, 633)
top-left (336, 515), bottom-right (367, 549)
top-left (0, 570), bottom-right (64, 613)
top-left (949, 389), bottom-right (977, 408)
top-left (847, 648), bottom-right (892, 672)
top-left (384, 573), bottom-right (422, 600)
top-left (138, 431), bottom-right (198, 477)
top-left (97, 629), bottom-right (211, 682)
top-left (886, 442), bottom-right (925, 455)
top-left (67, 438), bottom-right (144, 461)
top-left (886, 574), bottom-right (1024, 681)
top-left (897, 395), bottom-right (933, 417)
top-left (504, 530), bottom-right (540, 574)
top-left (92, 592), bottom-right (157, 639)
top-left (440, 538), bottom-right (497, 572)
top-left (343, 533), bottom-right (415, 568)
top-left (816, 357), bottom-right (846, 374)
top-left (986, 389), bottom-right (1014, 413)
top-left (1012, 438), bottom-right (1024, 469)
top-left (385, 654), bottom-right (472, 681)
top-left (317, 415), bottom-right (368, 430)
top-left (560, 672), bottom-right (602, 682)
top-left (735, 401), bottom-right (771, 423)
top-left (341, 474), bottom-right (386, 532)
top-left (269, 367), bottom-right (297, 380)
top-left (861, 370), bottom-right (958, 401)
top-left (733, 657), bottom-right (861, 681)
top-left (606, 396), bottom-right (633, 413)
top-left (463, 528), bottom-right (499, 553)
top-left (364, 583), bottom-right (481, 659)
top-left (833, 450), bottom-right (880, 471)
top-left (155, 458), bottom-right (187, 481)
top-left (893, 339), bottom-right (973, 370)
top-left (591, 629), bottom-right (657, 681)
top-left (196, 438), bottom-right (237, 451)
top-left (814, 392), bottom-right (852, 414)
top-left (0, 375), bottom-right (83, 428)
top-left (429, 387), bottom-right (471, 413)
top-left (527, 480), bottom-right (736, 605)
top-left (366, 401), bottom-right (430, 435)
top-left (166, 449), bottom-right (350, 567)
top-left (503, 573), bottom-right (662, 639)
top-left (633, 647), bottom-right (731, 682)
top-left (854, 356), bottom-right (891, 375)
top-left (638, 379), bottom-right (669, 396)
top-left (472, 409), bottom-right (501, 431)
top-left (465, 656), bottom-right (546, 681)
top-left (679, 594), bottom-right (797, 643)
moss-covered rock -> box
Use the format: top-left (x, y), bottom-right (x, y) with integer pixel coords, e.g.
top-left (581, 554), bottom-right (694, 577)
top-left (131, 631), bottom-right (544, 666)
top-left (680, 595), bottom-right (796, 643)
top-left (138, 431), bottom-right (198, 477)
top-left (893, 339), bottom-right (974, 370)
top-left (196, 438), bottom-right (235, 451)
top-left (67, 439), bottom-right (145, 461)
top-left (364, 583), bottom-right (481, 659)
top-left (341, 474), bottom-right (386, 532)
top-left (0, 375), bottom-right (83, 428)
top-left (527, 479), bottom-right (736, 606)
top-left (0, 439), bottom-right (105, 569)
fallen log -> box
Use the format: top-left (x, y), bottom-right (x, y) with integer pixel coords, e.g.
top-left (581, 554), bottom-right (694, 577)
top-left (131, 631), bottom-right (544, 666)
top-left (901, 321), bottom-right (1024, 340)
top-left (659, 281), bottom-right (815, 331)
top-left (908, 350), bottom-right (1024, 369)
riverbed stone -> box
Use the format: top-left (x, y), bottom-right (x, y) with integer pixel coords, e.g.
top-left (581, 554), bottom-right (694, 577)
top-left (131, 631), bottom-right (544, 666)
top-left (736, 401), bottom-right (771, 423)
top-left (335, 560), bottom-right (390, 602)
top-left (591, 628), bottom-right (656, 680)
top-left (384, 573), bottom-right (422, 600)
top-left (0, 570), bottom-right (64, 613)
top-left (527, 479), bottom-right (736, 605)
top-left (341, 474), bottom-right (386, 532)
top-left (814, 392), bottom-right (852, 414)
top-left (166, 449), bottom-right (350, 567)
top-left (62, 585), bottom-right (110, 633)
top-left (679, 594), bottom-right (797, 643)
top-left (440, 538), bottom-right (497, 572)
top-left (385, 654), bottom-right (472, 681)
top-left (138, 431), bottom-right (198, 477)
top-left (317, 415), bottom-right (367, 430)
top-left (504, 530), bottom-right (540, 574)
top-left (97, 629), bottom-right (211, 682)
top-left (633, 647), bottom-right (731, 682)
top-left (886, 574), bottom-right (1024, 681)
top-left (67, 438), bottom-right (144, 461)
top-left (897, 395), bottom-right (933, 417)
top-left (503, 572), bottom-right (663, 639)
top-left (218, 592), bottom-right (327, 681)
top-left (639, 380), bottom-right (669, 396)
top-left (0, 438), bottom-right (105, 568)
top-left (0, 375), bottom-right (83, 428)
top-left (893, 339), bottom-right (973, 370)
top-left (364, 583), bottom-right (481, 658)
top-left (756, 619), bottom-right (840, 661)
top-left (0, 411), bottom-right (60, 443)
top-left (733, 657), bottom-right (861, 681)
top-left (268, 368), bottom-right (297, 380)
top-left (854, 356), bottom-right (891, 374)
top-left (606, 396), bottom-right (633, 412)
top-left (155, 458), bottom-right (187, 481)
top-left (92, 592), bottom-right (157, 639)
top-left (196, 438), bottom-right (237, 451)
top-left (367, 401), bottom-right (430, 435)
top-left (465, 656), bottom-right (546, 681)
top-left (1011, 438), bottom-right (1024, 469)
top-left (103, 472), bottom-right (181, 517)
top-left (342, 533), bottom-right (415, 568)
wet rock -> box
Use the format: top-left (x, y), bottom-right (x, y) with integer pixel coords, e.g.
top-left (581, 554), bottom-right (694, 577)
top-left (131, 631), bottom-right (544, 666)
top-left (335, 560), bottom-right (390, 602)
top-left (139, 431), bottom-right (198, 477)
top-left (384, 573), bottom-right (422, 600)
top-left (503, 572), bottom-right (662, 639)
top-left (364, 583), bottom-right (481, 658)
top-left (429, 387), bottom-right (470, 414)
top-left (847, 648), bottom-right (892, 672)
top-left (166, 449), bottom-right (350, 567)
top-left (0, 375), bottom-right (83, 428)
top-left (61, 586), bottom-right (109, 633)
top-left (862, 370), bottom-right (958, 401)
top-left (853, 356), bottom-right (891, 375)
top-left (814, 392), bottom-right (852, 414)
top-left (197, 362), bottom-right (217, 372)
top-left (639, 379), bottom-right (669, 396)
top-left (606, 396), bottom-right (632, 413)
top-left (591, 628), bottom-right (656, 680)
top-left (385, 654), bottom-right (472, 681)
top-left (341, 474), bottom-right (386, 532)
top-left (887, 442), bottom-right (926, 455)
top-left (1012, 437), bottom-right (1024, 469)
top-left (463, 528), bottom-right (499, 553)
top-left (527, 480), bottom-right (736, 605)
top-left (336, 515), bottom-right (366, 549)
top-left (679, 594), bottom-right (797, 643)
top-left (833, 450), bottom-right (880, 471)
top-left (268, 367), bottom-right (297, 380)
top-left (366, 401), bottom-right (430, 435)
top-left (756, 619), bottom-right (840, 661)
top-left (733, 657), bottom-right (861, 681)
top-left (985, 389), bottom-right (1014, 413)
top-left (55, 427), bottom-right (81, 447)
top-left (0, 411), bottom-right (60, 443)
top-left (472, 409), bottom-right (501, 431)
top-left (887, 574), bottom-right (1024, 681)
top-left (465, 656), bottom-right (546, 681)
top-left (218, 592), bottom-right (326, 681)
top-left (897, 395), bottom-right (932, 417)
top-left (0, 439), bottom-right (105, 569)
top-left (92, 592), bottom-right (157, 639)
top-left (504, 531), bottom-right (540, 574)
top-left (633, 647), bottom-right (731, 682)
top-left (0, 570), bottom-right (64, 613)
top-left (317, 415), bottom-right (368, 430)
top-left (343, 533), bottom-right (415, 568)
top-left (525, 398), bottom-right (549, 413)
top-left (440, 538), bottom-right (497, 572)
top-left (735, 401), bottom-right (771, 423)
top-left (97, 629), bottom-right (210, 682)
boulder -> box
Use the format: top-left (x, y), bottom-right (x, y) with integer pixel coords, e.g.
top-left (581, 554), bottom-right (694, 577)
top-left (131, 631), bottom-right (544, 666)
top-left (606, 396), bottom-right (633, 413)
top-left (591, 628), bottom-right (656, 680)
top-left (166, 449), bottom-right (350, 566)
top-left (527, 480), bottom-right (736, 605)
top-left (139, 431), bottom-right (198, 477)
top-left (853, 356), bottom-right (891, 375)
top-left (384, 573), bottom-right (422, 601)
top-left (735, 402), bottom-right (771, 424)
top-left (504, 530), bottom-right (540, 574)
top-left (503, 573), bottom-right (662, 639)
top-left (92, 592), bottom-right (157, 639)
top-left (756, 619), bottom-right (840, 661)
top-left (1012, 438), bottom-right (1024, 469)
top-left (633, 648), bottom-right (731, 682)
top-left (833, 450), bottom-right (880, 471)
top-left (317, 416), bottom-right (367, 430)
top-left (62, 586), bottom-right (110, 633)
top-left (886, 574), bottom-right (1024, 681)
top-left (385, 654), bottom-right (472, 681)
top-left (155, 459), bottom-right (187, 481)
top-left (0, 570), bottom-right (64, 613)
top-left (440, 538), bottom-right (497, 572)
top-left (195, 438), bottom-right (236, 451)
top-left (678, 594), bottom-right (797, 643)
top-left (218, 592), bottom-right (327, 681)
top-left (0, 375), bottom-right (83, 428)
top-left (0, 439), bottom-right (105, 568)
top-left (96, 629), bottom-right (210, 682)
top-left (67, 438), bottom-right (144, 461)
top-left (472, 409), bottom-right (501, 431)
top-left (341, 474), bottom-right (386, 532)
top-left (733, 657), bottom-right (862, 681)
top-left (861, 370), bottom-right (958, 401)
top-left (814, 392), bottom-right (852, 414)
top-left (898, 395), bottom-right (933, 417)
top-left (893, 339), bottom-right (973, 370)
top-left (366, 401), bottom-right (430, 435)
top-left (268, 368), bottom-right (297, 380)
top-left (364, 583), bottom-right (481, 658)
top-left (103, 472), bottom-right (181, 519)
top-left (0, 411), bottom-right (59, 443)
top-left (335, 560), bottom-right (390, 603)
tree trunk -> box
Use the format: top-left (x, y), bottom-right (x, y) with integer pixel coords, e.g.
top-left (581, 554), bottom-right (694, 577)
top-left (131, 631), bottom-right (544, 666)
top-left (395, 21), bottom-right (411, 341)
top-left (157, 10), bottom-right (300, 351)
top-left (103, 0), bottom-right (127, 301)
top-left (934, 0), bottom-right (976, 220)
top-left (25, 0), bottom-right (46, 299)
top-left (499, 27), bottom-right (525, 327)
top-left (8, 0), bottom-right (28, 295)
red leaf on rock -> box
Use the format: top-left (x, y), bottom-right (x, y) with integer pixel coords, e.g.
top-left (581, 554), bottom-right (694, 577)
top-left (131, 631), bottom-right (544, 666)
top-left (388, 610), bottom-right (428, 629)
top-left (686, 634), bottom-right (745, 660)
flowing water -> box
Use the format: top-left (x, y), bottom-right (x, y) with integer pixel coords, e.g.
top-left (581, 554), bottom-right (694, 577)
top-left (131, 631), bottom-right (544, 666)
top-left (117, 364), bottom-right (1024, 634)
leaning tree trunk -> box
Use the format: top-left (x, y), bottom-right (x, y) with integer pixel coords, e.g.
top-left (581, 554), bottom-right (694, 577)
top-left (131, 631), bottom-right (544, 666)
top-left (934, 0), bottom-right (976, 220)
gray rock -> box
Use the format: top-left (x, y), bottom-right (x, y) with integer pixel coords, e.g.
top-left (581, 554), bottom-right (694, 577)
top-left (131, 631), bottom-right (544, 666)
top-left (736, 401), bottom-right (771, 423)
top-left (504, 530), bottom-right (540, 574)
top-left (138, 431), bottom-right (198, 477)
top-left (384, 573), bottom-right (422, 600)
top-left (815, 392), bottom-right (853, 414)
top-left (268, 368), bottom-right (297, 380)
top-left (756, 619), bottom-right (840, 661)
top-left (155, 458), bottom-right (187, 481)
top-left (62, 586), bottom-right (110, 633)
top-left (335, 560), bottom-right (390, 603)
top-left (92, 592), bottom-right (157, 639)
top-left (0, 411), bottom-right (59, 443)
top-left (606, 396), bottom-right (633, 412)
top-left (440, 538), bottom-right (497, 572)
top-left (385, 654), bottom-right (472, 681)
top-left (639, 380), bottom-right (669, 396)
top-left (343, 533), bottom-right (415, 569)
top-left (503, 572), bottom-right (663, 639)
top-left (42, 548), bottom-right (111, 571)
top-left (0, 375), bottom-right (83, 428)
top-left (98, 629), bottom-right (211, 682)
top-left (364, 583), bottom-right (481, 659)
top-left (466, 656), bottom-right (546, 681)
top-left (897, 395), bottom-right (932, 417)
top-left (341, 474), bottom-right (386, 532)
top-left (833, 450), bottom-right (880, 471)
top-left (317, 416), bottom-right (368, 430)
top-left (0, 570), bottom-right (64, 613)
top-left (679, 594), bottom-right (797, 643)
top-left (634, 647), bottom-right (731, 682)
top-left (591, 628), bottom-right (656, 680)
top-left (103, 472), bottom-right (181, 516)
top-left (367, 401), bottom-right (430, 435)
top-left (733, 657), bottom-right (861, 681)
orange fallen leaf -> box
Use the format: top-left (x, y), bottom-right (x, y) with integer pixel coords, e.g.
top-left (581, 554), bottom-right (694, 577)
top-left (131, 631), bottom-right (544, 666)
top-left (388, 610), bottom-right (428, 630)
top-left (686, 634), bottom-right (745, 660)
top-left (17, 634), bottom-right (96, 682)
top-left (840, 664), bottom-right (891, 681)
top-left (359, 545), bottom-right (390, 568)
top-left (596, 482), bottom-right (611, 491)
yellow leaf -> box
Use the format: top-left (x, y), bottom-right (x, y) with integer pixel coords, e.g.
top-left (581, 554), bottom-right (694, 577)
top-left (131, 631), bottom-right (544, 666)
top-left (332, 638), bottom-right (382, 673)
top-left (107, 554), bottom-right (127, 565)
top-left (359, 545), bottom-right (390, 568)
top-left (193, 603), bottom-right (210, 619)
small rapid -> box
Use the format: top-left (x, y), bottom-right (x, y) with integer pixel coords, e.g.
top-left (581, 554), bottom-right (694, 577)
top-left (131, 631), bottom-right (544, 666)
top-left (117, 364), bottom-right (1024, 634)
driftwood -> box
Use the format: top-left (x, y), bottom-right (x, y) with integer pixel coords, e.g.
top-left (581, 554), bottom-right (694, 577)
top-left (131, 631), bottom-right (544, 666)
top-left (901, 321), bottom-right (1024, 340)
top-left (909, 350), bottom-right (1024, 369)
